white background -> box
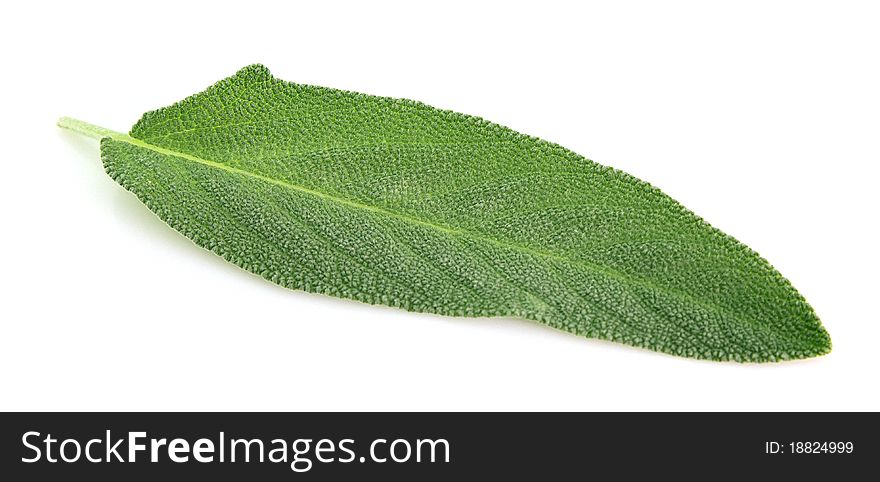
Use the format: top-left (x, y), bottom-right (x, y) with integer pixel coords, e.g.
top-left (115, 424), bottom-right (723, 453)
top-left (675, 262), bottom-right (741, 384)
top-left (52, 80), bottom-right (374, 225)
top-left (1, 1), bottom-right (878, 411)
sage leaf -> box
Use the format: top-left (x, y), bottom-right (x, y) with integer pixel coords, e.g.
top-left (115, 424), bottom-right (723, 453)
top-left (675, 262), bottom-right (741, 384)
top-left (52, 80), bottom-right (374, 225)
top-left (59, 64), bottom-right (830, 362)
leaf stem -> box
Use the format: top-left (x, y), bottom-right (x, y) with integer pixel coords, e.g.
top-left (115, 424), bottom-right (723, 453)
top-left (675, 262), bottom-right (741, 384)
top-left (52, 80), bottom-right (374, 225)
top-left (57, 117), bottom-right (122, 140)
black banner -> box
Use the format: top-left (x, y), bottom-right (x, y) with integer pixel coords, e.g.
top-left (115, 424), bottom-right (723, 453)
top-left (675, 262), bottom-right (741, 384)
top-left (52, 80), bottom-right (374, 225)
top-left (2, 413), bottom-right (875, 479)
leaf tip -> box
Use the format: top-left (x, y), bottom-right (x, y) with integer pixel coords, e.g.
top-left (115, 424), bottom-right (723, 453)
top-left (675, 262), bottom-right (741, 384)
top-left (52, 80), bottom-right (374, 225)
top-left (773, 317), bottom-right (832, 362)
top-left (813, 325), bottom-right (833, 356)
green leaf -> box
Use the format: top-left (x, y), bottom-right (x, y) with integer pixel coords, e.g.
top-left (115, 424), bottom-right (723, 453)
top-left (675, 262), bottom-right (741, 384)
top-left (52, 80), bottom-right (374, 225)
top-left (59, 64), bottom-right (830, 362)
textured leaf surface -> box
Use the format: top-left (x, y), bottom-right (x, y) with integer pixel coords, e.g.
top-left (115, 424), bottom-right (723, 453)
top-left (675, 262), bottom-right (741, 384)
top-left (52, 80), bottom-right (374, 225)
top-left (59, 64), bottom-right (830, 362)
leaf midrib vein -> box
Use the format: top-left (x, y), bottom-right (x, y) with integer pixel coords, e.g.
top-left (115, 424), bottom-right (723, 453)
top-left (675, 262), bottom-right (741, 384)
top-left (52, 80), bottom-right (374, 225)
top-left (110, 131), bottom-right (758, 330)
